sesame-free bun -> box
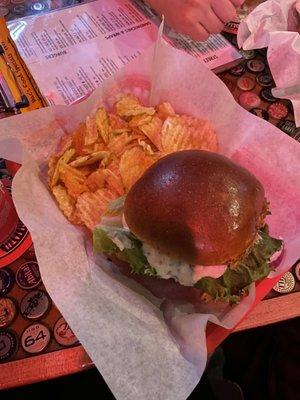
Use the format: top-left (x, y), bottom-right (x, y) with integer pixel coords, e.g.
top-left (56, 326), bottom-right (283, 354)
top-left (124, 150), bottom-right (265, 265)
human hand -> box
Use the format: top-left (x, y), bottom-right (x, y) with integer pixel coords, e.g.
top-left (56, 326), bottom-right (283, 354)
top-left (147, 0), bottom-right (245, 41)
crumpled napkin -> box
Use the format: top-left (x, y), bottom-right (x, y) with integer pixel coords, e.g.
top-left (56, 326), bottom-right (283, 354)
top-left (238, 0), bottom-right (300, 127)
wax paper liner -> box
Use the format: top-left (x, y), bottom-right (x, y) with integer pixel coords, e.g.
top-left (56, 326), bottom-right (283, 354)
top-left (0, 36), bottom-right (300, 400)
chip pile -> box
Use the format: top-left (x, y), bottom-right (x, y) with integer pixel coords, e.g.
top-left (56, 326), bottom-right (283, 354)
top-left (48, 95), bottom-right (219, 230)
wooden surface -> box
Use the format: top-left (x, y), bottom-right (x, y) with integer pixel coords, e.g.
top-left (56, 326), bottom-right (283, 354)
top-left (0, 346), bottom-right (93, 390)
top-left (234, 291), bottom-right (300, 332)
top-left (1, 289), bottom-right (299, 390)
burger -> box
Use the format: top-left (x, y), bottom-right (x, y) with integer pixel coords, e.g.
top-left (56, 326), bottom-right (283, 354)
top-left (93, 150), bottom-right (282, 303)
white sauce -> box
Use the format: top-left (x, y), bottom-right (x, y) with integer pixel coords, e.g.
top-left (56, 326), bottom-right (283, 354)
top-left (119, 215), bottom-right (228, 285)
top-left (104, 228), bottom-right (133, 251)
top-left (142, 243), bottom-right (194, 286)
top-left (109, 235), bottom-right (132, 251)
top-left (142, 243), bottom-right (227, 286)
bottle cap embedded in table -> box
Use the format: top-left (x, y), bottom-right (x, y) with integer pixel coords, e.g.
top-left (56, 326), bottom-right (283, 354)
top-left (0, 267), bottom-right (14, 296)
top-left (256, 73), bottom-right (274, 88)
top-left (237, 76), bottom-right (255, 91)
top-left (268, 102), bottom-right (288, 120)
top-left (272, 272), bottom-right (295, 294)
top-left (21, 322), bottom-right (51, 354)
top-left (246, 59), bottom-right (266, 73)
top-left (0, 297), bottom-right (17, 328)
top-left (260, 88), bottom-right (277, 103)
top-left (240, 49), bottom-right (256, 60)
top-left (54, 316), bottom-right (78, 347)
top-left (239, 92), bottom-right (261, 110)
top-left (0, 329), bottom-right (18, 363)
top-left (16, 261), bottom-right (41, 290)
top-left (20, 289), bottom-right (51, 320)
top-left (229, 64), bottom-right (245, 77)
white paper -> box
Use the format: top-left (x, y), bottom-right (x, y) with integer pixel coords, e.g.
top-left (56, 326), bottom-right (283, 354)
top-left (9, 0), bottom-right (241, 106)
top-left (0, 37), bottom-right (300, 400)
top-left (238, 0), bottom-right (300, 126)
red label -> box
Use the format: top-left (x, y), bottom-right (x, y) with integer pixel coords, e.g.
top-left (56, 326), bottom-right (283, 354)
top-left (5, 161), bottom-right (21, 177)
top-left (0, 182), bottom-right (18, 244)
top-left (223, 21), bottom-right (240, 35)
top-left (0, 177), bottom-right (32, 268)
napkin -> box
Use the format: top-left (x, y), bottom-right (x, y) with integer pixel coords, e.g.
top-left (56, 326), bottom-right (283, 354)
top-left (238, 0), bottom-right (300, 126)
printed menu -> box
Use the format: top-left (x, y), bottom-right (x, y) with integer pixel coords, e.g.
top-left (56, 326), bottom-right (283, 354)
top-left (8, 0), bottom-right (242, 105)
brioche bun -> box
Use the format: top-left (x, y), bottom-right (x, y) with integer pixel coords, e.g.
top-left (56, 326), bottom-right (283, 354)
top-left (124, 150), bottom-right (265, 265)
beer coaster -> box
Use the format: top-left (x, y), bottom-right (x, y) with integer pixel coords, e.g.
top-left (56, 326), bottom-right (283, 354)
top-left (0, 177), bottom-right (32, 268)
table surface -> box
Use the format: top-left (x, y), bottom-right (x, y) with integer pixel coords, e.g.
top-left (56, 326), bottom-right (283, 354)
top-left (0, 0), bottom-right (299, 391)
top-left (1, 289), bottom-right (299, 390)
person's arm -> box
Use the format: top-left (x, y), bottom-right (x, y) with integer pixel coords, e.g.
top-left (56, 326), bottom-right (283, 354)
top-left (146, 0), bottom-right (245, 41)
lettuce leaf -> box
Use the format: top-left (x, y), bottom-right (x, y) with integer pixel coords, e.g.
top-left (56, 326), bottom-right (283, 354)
top-left (105, 196), bottom-right (126, 216)
top-left (195, 226), bottom-right (283, 304)
top-left (94, 199), bottom-right (283, 305)
top-left (93, 227), bottom-right (157, 277)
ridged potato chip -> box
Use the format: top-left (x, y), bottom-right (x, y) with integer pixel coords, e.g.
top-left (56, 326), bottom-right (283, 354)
top-left (60, 163), bottom-right (88, 198)
top-left (69, 151), bottom-right (109, 168)
top-left (86, 169), bottom-right (106, 192)
top-left (75, 189), bottom-right (116, 230)
top-left (116, 95), bottom-right (155, 118)
top-left (49, 148), bottom-right (75, 188)
top-left (128, 114), bottom-right (152, 128)
top-left (49, 94), bottom-right (219, 231)
top-left (109, 113), bottom-right (129, 131)
top-left (85, 116), bottom-right (99, 146)
top-left (161, 115), bottom-right (218, 153)
top-left (157, 102), bottom-right (175, 120)
top-left (82, 142), bottom-right (106, 155)
top-left (72, 123), bottom-right (86, 156)
top-left (137, 138), bottom-right (155, 155)
top-left (128, 114), bottom-right (162, 150)
top-left (104, 169), bottom-right (124, 196)
top-left (119, 147), bottom-right (158, 191)
top-left (107, 132), bottom-right (142, 156)
top-left (138, 116), bottom-right (163, 150)
top-left (95, 108), bottom-right (110, 144)
top-left (77, 165), bottom-right (94, 176)
top-left (52, 185), bottom-right (75, 220)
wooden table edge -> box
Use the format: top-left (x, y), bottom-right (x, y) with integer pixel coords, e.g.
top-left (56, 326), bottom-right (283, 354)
top-left (1, 289), bottom-right (299, 390)
top-left (0, 345), bottom-right (93, 390)
top-left (233, 291), bottom-right (300, 332)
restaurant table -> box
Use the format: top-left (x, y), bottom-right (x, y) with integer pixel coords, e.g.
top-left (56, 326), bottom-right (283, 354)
top-left (0, 0), bottom-right (299, 392)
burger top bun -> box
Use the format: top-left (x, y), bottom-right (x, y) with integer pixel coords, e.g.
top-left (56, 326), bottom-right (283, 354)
top-left (124, 150), bottom-right (265, 266)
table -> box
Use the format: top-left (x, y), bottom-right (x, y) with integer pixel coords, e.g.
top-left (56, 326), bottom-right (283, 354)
top-left (0, 0), bottom-right (299, 391)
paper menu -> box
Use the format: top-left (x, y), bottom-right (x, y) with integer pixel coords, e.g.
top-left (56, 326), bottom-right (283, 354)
top-left (8, 0), bottom-right (157, 106)
top-left (164, 30), bottom-right (242, 73)
top-left (8, 0), bottom-right (242, 106)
